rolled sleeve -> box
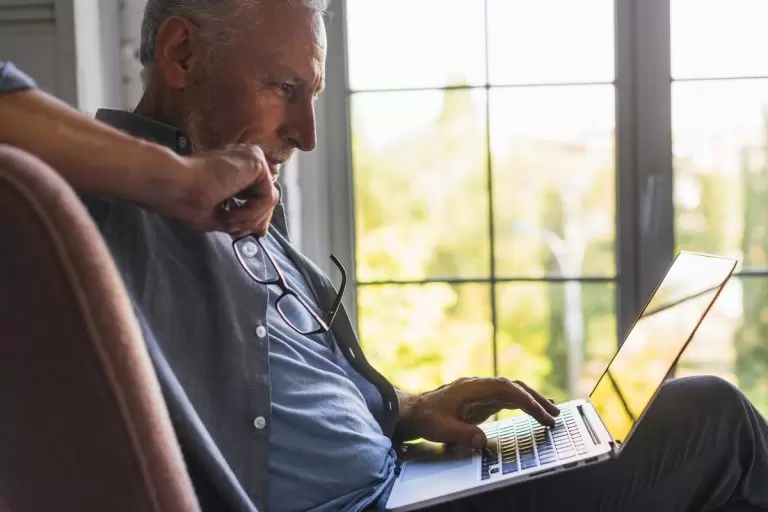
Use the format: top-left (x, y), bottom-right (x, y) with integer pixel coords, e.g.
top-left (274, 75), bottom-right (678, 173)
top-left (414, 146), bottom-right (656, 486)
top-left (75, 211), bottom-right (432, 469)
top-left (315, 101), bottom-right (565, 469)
top-left (0, 61), bottom-right (37, 92)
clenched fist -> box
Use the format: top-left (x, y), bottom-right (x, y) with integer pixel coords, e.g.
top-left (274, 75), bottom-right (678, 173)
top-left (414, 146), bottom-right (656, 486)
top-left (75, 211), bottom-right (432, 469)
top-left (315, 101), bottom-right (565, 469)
top-left (158, 144), bottom-right (280, 236)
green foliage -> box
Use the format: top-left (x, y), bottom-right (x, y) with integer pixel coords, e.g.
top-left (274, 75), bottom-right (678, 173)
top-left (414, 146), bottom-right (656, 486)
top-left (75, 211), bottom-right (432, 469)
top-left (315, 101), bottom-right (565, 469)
top-left (352, 89), bottom-right (616, 398)
top-left (675, 110), bottom-right (768, 418)
top-left (736, 115), bottom-right (768, 413)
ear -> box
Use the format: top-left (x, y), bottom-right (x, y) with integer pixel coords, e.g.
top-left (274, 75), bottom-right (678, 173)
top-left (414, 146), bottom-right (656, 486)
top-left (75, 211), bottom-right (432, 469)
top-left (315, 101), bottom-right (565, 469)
top-left (153, 16), bottom-right (204, 89)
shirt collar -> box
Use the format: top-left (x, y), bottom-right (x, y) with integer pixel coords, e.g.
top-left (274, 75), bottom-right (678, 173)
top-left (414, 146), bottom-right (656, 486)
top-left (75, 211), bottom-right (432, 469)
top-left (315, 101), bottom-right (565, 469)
top-left (95, 108), bottom-right (192, 156)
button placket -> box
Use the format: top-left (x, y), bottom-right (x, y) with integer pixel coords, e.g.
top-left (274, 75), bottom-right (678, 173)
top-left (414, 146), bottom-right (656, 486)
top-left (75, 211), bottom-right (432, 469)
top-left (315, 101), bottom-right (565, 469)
top-left (256, 324), bottom-right (267, 339)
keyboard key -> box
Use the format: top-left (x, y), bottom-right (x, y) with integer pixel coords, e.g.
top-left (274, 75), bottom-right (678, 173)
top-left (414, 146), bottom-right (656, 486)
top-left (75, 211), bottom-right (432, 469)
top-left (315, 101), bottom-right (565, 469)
top-left (490, 467), bottom-right (499, 474)
top-left (540, 454), bottom-right (557, 464)
top-left (502, 462), bottom-right (519, 474)
top-left (521, 458), bottom-right (539, 469)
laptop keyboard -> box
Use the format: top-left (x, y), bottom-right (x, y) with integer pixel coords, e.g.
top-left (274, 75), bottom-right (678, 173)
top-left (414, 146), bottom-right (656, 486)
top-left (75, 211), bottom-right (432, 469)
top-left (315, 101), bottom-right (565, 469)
top-left (480, 408), bottom-right (588, 480)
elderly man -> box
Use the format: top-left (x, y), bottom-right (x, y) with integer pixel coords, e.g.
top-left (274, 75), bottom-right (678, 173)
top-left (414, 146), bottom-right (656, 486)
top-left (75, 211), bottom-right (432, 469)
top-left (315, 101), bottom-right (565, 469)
top-left (81, 1), bottom-right (768, 511)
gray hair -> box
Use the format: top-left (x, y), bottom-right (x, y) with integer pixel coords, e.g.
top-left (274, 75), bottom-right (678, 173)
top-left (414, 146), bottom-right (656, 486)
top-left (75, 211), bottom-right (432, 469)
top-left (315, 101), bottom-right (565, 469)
top-left (139, 0), bottom-right (330, 81)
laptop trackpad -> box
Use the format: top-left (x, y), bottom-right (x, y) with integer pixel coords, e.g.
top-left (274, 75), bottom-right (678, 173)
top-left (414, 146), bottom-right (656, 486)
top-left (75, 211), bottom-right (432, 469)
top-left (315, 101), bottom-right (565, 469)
top-left (400, 443), bottom-right (474, 483)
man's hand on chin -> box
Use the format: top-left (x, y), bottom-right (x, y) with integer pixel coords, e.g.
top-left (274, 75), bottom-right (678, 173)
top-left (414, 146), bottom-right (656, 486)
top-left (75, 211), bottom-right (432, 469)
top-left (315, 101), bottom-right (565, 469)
top-left (395, 378), bottom-right (561, 451)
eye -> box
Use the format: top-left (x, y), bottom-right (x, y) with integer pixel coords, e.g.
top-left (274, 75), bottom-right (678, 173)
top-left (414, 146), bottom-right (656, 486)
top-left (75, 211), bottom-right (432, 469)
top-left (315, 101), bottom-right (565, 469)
top-left (278, 83), bottom-right (296, 98)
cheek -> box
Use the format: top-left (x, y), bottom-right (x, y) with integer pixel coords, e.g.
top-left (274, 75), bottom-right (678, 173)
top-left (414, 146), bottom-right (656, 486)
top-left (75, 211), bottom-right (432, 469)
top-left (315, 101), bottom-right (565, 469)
top-left (241, 100), bottom-right (289, 142)
top-left (216, 85), bottom-right (286, 132)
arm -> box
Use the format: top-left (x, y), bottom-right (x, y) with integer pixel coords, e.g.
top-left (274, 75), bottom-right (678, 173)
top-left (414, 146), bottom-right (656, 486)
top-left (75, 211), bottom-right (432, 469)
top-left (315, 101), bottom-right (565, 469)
top-left (0, 62), bottom-right (277, 235)
top-left (0, 87), bottom-right (183, 208)
top-left (394, 387), bottom-right (421, 443)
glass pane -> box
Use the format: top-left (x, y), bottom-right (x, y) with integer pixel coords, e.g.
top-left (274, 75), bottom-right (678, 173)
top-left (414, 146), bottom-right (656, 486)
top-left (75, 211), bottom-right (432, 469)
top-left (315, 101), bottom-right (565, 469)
top-left (346, 0), bottom-right (486, 90)
top-left (496, 282), bottom-right (616, 405)
top-left (277, 294), bottom-right (322, 335)
top-left (358, 283), bottom-right (493, 393)
top-left (673, 80), bottom-right (768, 271)
top-left (352, 90), bottom-right (490, 282)
top-left (672, 0), bottom-right (768, 80)
top-left (677, 277), bottom-right (768, 416)
top-left (490, 86), bottom-right (616, 278)
top-left (487, 0), bottom-right (614, 85)
top-left (233, 238), bottom-right (278, 282)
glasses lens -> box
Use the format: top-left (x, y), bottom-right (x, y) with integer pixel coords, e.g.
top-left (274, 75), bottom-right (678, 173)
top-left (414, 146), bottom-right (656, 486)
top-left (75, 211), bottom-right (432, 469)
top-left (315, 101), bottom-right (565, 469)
top-left (277, 293), bottom-right (324, 335)
top-left (234, 238), bottom-right (279, 283)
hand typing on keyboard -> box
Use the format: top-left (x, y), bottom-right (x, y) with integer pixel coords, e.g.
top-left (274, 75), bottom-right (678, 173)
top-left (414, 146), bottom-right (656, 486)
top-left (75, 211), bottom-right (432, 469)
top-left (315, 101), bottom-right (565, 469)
top-left (395, 377), bottom-right (561, 451)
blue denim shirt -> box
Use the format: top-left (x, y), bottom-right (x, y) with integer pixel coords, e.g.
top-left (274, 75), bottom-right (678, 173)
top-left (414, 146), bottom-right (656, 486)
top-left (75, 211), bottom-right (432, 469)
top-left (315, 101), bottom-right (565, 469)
top-left (83, 109), bottom-right (401, 512)
top-left (259, 234), bottom-right (396, 511)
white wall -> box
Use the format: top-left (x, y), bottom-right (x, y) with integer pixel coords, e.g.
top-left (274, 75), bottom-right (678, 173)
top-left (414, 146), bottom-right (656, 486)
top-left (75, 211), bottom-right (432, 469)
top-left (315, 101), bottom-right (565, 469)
top-left (73, 0), bottom-right (122, 115)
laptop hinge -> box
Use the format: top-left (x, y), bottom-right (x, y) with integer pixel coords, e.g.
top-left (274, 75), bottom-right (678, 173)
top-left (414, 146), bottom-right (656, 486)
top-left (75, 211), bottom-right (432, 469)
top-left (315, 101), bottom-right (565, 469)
top-left (577, 404), bottom-right (601, 446)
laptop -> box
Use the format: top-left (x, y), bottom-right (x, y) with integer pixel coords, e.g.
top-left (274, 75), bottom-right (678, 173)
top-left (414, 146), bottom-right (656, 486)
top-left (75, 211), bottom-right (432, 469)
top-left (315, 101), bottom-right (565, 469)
top-left (386, 252), bottom-right (737, 511)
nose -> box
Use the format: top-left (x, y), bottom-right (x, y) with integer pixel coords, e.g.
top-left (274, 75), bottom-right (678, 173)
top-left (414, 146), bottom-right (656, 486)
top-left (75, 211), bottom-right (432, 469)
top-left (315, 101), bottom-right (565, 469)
top-left (283, 98), bottom-right (317, 152)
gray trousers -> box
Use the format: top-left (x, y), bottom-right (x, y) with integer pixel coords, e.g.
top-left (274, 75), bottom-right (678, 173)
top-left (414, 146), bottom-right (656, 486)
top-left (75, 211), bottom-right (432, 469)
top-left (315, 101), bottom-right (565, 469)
top-left (429, 376), bottom-right (768, 511)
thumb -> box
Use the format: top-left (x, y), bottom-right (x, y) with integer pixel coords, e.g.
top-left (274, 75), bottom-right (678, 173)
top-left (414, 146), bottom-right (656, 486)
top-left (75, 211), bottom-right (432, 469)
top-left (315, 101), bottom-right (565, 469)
top-left (430, 418), bottom-right (487, 450)
top-left (230, 150), bottom-right (272, 194)
top-left (213, 145), bottom-right (271, 195)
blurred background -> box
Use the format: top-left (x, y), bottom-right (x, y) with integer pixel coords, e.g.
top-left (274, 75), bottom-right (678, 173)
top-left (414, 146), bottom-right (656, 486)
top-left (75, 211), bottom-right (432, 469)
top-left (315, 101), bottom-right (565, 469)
top-left (3, 0), bottom-right (767, 415)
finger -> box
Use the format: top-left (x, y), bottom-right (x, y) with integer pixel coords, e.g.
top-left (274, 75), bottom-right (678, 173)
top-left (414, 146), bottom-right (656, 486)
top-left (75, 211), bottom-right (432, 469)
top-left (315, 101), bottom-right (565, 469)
top-left (223, 145), bottom-right (274, 199)
top-left (514, 381), bottom-right (561, 417)
top-left (463, 398), bottom-right (541, 425)
top-left (498, 382), bottom-right (556, 427)
top-left (428, 417), bottom-right (487, 451)
top-left (460, 379), bottom-right (556, 427)
top-left (223, 197), bottom-right (276, 233)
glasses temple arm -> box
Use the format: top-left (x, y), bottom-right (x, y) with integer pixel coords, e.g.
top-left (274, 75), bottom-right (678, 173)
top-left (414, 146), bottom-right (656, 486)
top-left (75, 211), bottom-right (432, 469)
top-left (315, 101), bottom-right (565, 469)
top-left (325, 254), bottom-right (347, 326)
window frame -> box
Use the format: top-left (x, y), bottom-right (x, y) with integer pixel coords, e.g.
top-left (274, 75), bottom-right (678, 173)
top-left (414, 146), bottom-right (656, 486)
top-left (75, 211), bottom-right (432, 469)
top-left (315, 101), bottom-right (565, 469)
top-left (296, 0), bottom-right (677, 342)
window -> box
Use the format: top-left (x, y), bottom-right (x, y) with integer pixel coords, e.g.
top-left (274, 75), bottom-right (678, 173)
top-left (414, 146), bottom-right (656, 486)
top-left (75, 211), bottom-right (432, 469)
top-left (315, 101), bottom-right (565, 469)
top-left (305, 0), bottom-right (768, 414)
top-left (671, 0), bottom-right (768, 413)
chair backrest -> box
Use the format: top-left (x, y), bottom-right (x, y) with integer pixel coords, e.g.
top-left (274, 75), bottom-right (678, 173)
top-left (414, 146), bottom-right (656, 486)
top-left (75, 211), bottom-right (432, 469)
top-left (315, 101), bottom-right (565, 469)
top-left (0, 145), bottom-right (201, 512)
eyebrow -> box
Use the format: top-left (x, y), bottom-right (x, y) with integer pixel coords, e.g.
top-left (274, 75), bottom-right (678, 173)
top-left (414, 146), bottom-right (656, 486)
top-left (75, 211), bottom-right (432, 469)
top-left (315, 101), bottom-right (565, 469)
top-left (269, 65), bottom-right (325, 96)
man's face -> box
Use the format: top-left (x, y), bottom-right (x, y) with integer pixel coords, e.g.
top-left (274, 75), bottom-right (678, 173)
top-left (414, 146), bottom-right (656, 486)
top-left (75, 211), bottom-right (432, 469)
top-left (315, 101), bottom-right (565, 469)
top-left (182, 2), bottom-right (326, 178)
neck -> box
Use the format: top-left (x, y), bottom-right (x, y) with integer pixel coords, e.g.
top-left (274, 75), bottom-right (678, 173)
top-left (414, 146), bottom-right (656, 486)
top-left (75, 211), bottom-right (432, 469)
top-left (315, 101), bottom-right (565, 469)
top-left (134, 80), bottom-right (186, 132)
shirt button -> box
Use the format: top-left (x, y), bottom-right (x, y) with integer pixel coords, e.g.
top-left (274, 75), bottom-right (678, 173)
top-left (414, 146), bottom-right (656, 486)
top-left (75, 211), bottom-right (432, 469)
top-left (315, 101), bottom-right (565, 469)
top-left (253, 416), bottom-right (266, 430)
top-left (256, 325), bottom-right (267, 339)
top-left (241, 241), bottom-right (259, 257)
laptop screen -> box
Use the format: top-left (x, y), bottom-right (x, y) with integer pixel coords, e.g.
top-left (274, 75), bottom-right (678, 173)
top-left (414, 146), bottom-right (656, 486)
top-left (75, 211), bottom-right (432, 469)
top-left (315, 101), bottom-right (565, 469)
top-left (588, 252), bottom-right (736, 445)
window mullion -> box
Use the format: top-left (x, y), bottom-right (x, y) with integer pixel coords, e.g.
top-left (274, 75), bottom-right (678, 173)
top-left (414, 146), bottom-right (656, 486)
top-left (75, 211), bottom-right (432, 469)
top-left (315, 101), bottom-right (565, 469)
top-left (616, 0), bottom-right (674, 341)
top-left (324, 0), bottom-right (359, 331)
